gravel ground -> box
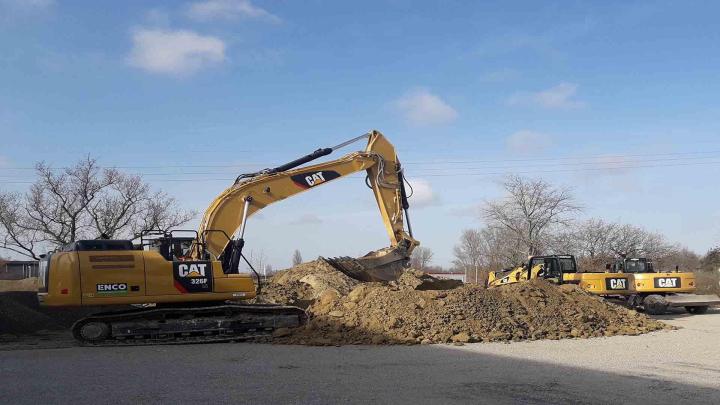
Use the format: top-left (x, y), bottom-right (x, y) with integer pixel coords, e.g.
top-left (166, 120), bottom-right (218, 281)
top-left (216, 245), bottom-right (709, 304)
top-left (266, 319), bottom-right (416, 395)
top-left (1, 310), bottom-right (719, 404)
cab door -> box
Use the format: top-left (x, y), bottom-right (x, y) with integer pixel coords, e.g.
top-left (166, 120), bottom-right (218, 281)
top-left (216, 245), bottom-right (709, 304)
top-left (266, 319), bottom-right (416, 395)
top-left (78, 250), bottom-right (146, 304)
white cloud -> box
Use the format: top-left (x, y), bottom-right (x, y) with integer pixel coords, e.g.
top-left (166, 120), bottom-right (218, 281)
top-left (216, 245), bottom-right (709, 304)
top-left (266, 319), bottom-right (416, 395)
top-left (186, 0), bottom-right (281, 23)
top-left (506, 130), bottom-right (551, 154)
top-left (392, 88), bottom-right (458, 126)
top-left (507, 82), bottom-right (585, 109)
top-left (127, 29), bottom-right (226, 76)
top-left (406, 178), bottom-right (439, 208)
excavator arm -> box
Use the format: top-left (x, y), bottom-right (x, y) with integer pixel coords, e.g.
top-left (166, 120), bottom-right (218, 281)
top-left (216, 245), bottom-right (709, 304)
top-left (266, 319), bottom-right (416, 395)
top-left (192, 130), bottom-right (419, 281)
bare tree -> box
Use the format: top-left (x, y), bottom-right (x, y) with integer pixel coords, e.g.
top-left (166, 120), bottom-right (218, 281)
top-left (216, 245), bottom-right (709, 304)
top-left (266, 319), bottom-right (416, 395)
top-left (655, 247), bottom-right (700, 272)
top-left (0, 192), bottom-right (46, 260)
top-left (570, 219), bottom-right (616, 258)
top-left (410, 246), bottom-right (434, 270)
top-left (0, 157), bottom-right (195, 259)
top-left (702, 246), bottom-right (720, 272)
top-left (483, 175), bottom-right (581, 256)
top-left (292, 249), bottom-right (303, 266)
top-left (130, 191), bottom-right (195, 237)
top-left (478, 225), bottom-right (526, 270)
top-left (452, 229), bottom-right (484, 283)
top-left (607, 224), bottom-right (672, 259)
top-left (552, 218), bottom-right (617, 271)
top-left (246, 249), bottom-right (268, 273)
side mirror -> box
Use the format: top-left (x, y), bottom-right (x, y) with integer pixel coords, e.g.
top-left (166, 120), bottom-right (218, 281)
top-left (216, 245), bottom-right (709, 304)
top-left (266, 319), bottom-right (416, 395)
top-left (605, 263), bottom-right (611, 270)
top-left (39, 254), bottom-right (47, 259)
top-left (675, 265), bottom-right (679, 273)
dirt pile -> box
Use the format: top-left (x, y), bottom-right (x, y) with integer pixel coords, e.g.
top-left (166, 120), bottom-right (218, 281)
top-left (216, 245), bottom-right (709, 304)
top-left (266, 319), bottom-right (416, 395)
top-left (0, 293), bottom-right (60, 334)
top-left (0, 277), bottom-right (38, 292)
top-left (252, 260), bottom-right (360, 308)
top-left (263, 262), bottom-right (669, 345)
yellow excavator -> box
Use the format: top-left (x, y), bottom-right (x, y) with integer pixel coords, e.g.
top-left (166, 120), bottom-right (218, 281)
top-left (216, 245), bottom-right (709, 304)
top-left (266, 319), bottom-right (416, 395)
top-left (488, 255), bottom-right (719, 314)
top-left (606, 257), bottom-right (720, 315)
top-left (487, 255), bottom-right (633, 296)
top-left (37, 130), bottom-right (419, 344)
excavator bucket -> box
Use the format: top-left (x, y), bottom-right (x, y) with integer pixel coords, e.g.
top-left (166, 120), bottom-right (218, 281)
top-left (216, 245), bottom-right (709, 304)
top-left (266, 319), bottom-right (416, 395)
top-left (322, 246), bottom-right (410, 282)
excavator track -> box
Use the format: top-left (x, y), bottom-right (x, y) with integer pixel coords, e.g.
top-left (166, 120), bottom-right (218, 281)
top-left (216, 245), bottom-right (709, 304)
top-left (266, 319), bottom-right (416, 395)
top-left (71, 303), bottom-right (306, 346)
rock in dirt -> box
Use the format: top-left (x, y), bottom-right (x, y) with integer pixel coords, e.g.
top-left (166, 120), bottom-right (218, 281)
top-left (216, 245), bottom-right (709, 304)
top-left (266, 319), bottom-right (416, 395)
top-left (260, 263), bottom-right (670, 346)
top-left (252, 259), bottom-right (359, 309)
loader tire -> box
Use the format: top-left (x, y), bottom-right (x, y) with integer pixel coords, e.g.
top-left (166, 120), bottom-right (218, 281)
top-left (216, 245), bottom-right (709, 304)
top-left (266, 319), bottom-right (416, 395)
top-left (685, 306), bottom-right (709, 315)
top-left (643, 295), bottom-right (668, 315)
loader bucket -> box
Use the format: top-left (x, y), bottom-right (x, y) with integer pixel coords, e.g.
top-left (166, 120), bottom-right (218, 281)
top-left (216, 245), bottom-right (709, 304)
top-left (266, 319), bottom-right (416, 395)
top-left (322, 246), bottom-right (410, 282)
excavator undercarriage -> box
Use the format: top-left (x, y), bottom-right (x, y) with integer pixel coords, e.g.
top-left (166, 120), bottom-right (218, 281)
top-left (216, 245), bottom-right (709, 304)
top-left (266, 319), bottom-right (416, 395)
top-left (72, 303), bottom-right (306, 346)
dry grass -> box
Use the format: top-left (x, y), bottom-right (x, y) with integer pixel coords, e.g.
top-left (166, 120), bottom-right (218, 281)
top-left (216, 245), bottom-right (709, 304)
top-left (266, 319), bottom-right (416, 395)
top-left (695, 270), bottom-right (720, 295)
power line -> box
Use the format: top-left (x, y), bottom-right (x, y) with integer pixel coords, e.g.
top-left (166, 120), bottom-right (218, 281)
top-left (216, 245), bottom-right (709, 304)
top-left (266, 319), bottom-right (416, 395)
top-left (2, 158), bottom-right (720, 185)
top-left (2, 152), bottom-right (720, 180)
top-left (2, 149), bottom-right (720, 171)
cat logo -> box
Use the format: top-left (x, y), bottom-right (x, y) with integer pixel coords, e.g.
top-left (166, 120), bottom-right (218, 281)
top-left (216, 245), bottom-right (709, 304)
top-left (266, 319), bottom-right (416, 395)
top-left (305, 172), bottom-right (327, 187)
top-left (291, 170), bottom-right (341, 189)
top-left (173, 261), bottom-right (213, 293)
top-left (605, 278), bottom-right (628, 290)
top-left (177, 263), bottom-right (207, 278)
top-left (654, 277), bottom-right (680, 288)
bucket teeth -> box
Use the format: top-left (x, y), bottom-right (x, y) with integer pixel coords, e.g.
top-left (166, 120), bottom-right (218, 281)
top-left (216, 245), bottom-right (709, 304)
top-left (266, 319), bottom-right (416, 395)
top-left (322, 256), bottom-right (370, 282)
top-left (321, 255), bottom-right (406, 282)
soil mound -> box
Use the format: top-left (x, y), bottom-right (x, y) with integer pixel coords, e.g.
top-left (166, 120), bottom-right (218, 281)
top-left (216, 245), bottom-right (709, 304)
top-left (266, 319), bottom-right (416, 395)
top-left (0, 278), bottom-right (38, 292)
top-left (263, 263), bottom-right (669, 345)
top-left (0, 293), bottom-right (59, 334)
top-left (252, 260), bottom-right (360, 308)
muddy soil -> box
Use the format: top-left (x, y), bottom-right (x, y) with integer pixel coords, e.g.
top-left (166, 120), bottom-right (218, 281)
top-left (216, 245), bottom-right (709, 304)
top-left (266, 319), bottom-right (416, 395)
top-left (264, 260), bottom-right (670, 345)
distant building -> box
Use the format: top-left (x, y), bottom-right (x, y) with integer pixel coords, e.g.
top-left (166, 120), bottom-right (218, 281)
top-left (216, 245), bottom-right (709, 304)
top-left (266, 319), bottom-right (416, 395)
top-left (427, 272), bottom-right (466, 283)
top-left (0, 260), bottom-right (39, 280)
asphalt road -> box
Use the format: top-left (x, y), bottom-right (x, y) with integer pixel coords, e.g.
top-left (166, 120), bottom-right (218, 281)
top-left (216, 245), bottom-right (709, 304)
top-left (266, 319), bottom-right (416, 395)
top-left (1, 310), bottom-right (719, 404)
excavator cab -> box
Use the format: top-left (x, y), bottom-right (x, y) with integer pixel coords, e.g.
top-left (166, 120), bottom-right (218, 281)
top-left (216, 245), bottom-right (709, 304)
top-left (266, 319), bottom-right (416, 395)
top-left (487, 255), bottom-right (578, 287)
top-left (528, 255), bottom-right (577, 283)
top-left (140, 230), bottom-right (198, 261)
top-left (609, 257), bottom-right (654, 274)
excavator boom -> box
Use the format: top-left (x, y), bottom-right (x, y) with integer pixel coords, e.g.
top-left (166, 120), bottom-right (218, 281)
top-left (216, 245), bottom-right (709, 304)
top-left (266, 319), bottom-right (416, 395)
top-left (193, 130), bottom-right (419, 281)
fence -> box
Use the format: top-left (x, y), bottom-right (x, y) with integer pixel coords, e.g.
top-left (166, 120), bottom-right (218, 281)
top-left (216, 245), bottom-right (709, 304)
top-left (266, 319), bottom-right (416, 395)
top-left (0, 261), bottom-right (39, 280)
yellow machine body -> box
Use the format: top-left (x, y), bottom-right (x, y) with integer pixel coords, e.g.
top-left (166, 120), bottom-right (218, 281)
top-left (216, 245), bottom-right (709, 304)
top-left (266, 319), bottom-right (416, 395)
top-left (563, 272), bottom-right (631, 295)
top-left (629, 272), bottom-right (696, 294)
top-left (41, 249), bottom-right (255, 307)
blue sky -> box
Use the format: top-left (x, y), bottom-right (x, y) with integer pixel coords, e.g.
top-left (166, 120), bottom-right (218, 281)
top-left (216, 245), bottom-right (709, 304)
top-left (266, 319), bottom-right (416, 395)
top-left (1, 0), bottom-right (719, 268)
